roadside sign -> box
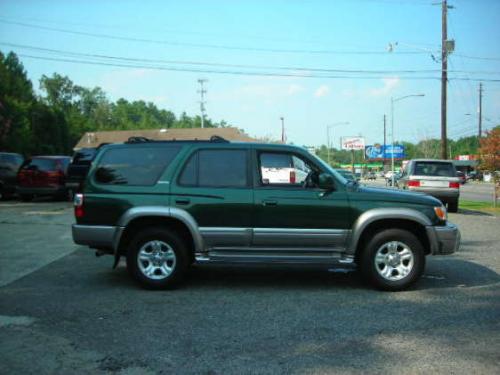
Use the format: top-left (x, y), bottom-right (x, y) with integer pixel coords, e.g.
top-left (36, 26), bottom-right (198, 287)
top-left (341, 136), bottom-right (365, 150)
top-left (365, 144), bottom-right (405, 159)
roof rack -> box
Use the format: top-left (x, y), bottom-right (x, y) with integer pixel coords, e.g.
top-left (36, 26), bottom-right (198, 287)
top-left (209, 135), bottom-right (229, 143)
top-left (126, 136), bottom-right (151, 143)
top-left (124, 135), bottom-right (229, 144)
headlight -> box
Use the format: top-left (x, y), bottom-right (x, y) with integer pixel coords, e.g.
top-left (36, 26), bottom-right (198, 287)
top-left (434, 205), bottom-right (447, 221)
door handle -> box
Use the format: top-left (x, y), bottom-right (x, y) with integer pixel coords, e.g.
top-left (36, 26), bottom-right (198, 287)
top-left (175, 198), bottom-right (190, 205)
top-left (262, 199), bottom-right (278, 206)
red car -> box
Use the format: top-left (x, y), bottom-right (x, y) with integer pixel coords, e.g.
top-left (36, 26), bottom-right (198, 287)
top-left (17, 156), bottom-right (71, 201)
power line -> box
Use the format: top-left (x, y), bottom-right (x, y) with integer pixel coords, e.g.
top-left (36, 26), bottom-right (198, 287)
top-left (3, 42), bottom-right (500, 80)
top-left (11, 53), bottom-right (500, 82)
top-left (0, 18), bottom-right (429, 56)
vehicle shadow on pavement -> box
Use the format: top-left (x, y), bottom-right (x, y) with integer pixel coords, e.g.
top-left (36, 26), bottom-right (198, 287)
top-left (101, 256), bottom-right (500, 292)
top-left (458, 208), bottom-right (495, 217)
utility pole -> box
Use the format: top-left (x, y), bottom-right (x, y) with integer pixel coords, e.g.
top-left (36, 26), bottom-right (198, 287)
top-left (280, 117), bottom-right (285, 143)
top-left (478, 82), bottom-right (483, 138)
top-left (440, 0), bottom-right (448, 160)
top-left (197, 79), bottom-right (207, 128)
top-left (383, 114), bottom-right (387, 171)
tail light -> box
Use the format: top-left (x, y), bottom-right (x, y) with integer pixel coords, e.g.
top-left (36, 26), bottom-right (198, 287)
top-left (449, 182), bottom-right (460, 189)
top-left (46, 171), bottom-right (65, 184)
top-left (408, 180), bottom-right (420, 187)
top-left (17, 170), bottom-right (27, 183)
top-left (289, 170), bottom-right (296, 184)
top-left (74, 193), bottom-right (84, 218)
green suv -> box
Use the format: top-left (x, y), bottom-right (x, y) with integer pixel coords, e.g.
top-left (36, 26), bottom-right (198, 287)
top-left (72, 138), bottom-right (460, 291)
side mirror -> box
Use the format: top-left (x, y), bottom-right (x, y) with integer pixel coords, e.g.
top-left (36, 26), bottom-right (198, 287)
top-left (318, 173), bottom-right (335, 190)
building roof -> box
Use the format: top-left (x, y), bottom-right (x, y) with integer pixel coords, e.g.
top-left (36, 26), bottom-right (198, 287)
top-left (74, 127), bottom-right (256, 150)
top-left (452, 160), bottom-right (479, 167)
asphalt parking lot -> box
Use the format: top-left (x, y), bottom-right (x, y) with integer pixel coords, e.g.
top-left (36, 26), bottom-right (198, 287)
top-left (1, 199), bottom-right (499, 374)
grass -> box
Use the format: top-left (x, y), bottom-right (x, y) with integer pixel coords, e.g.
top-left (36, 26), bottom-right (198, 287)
top-left (459, 200), bottom-right (500, 214)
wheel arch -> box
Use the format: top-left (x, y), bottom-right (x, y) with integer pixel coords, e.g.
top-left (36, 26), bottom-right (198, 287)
top-left (348, 208), bottom-right (432, 261)
top-left (115, 206), bottom-right (203, 258)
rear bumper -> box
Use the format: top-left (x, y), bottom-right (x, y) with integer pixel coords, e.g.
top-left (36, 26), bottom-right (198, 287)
top-left (426, 222), bottom-right (461, 255)
top-left (408, 187), bottom-right (459, 202)
top-left (17, 186), bottom-right (66, 196)
top-left (65, 182), bottom-right (81, 190)
top-left (72, 224), bottom-right (124, 253)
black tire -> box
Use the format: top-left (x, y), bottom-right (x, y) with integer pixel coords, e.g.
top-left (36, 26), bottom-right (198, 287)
top-left (126, 227), bottom-right (190, 290)
top-left (448, 199), bottom-right (458, 213)
top-left (359, 228), bottom-right (425, 291)
top-left (20, 194), bottom-right (33, 202)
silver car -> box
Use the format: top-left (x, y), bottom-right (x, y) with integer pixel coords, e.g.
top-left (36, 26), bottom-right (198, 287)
top-left (398, 159), bottom-right (460, 212)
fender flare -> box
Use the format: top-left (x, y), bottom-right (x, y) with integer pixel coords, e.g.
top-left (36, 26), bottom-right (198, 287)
top-left (347, 207), bottom-right (432, 256)
top-left (114, 206), bottom-right (204, 255)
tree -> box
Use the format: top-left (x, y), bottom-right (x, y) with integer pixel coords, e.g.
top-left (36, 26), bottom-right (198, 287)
top-left (0, 51), bottom-right (35, 155)
top-left (479, 127), bottom-right (500, 172)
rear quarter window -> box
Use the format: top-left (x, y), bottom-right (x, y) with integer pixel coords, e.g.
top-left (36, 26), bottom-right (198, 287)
top-left (94, 146), bottom-right (181, 185)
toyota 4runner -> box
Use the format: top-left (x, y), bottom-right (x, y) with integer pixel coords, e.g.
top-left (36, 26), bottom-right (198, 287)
top-left (72, 138), bottom-right (460, 291)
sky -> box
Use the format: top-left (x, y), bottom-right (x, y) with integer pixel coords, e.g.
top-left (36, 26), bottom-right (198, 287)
top-left (1, 0), bottom-right (499, 147)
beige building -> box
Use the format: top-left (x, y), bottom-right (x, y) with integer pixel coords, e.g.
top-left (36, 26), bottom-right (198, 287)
top-left (74, 127), bottom-right (256, 150)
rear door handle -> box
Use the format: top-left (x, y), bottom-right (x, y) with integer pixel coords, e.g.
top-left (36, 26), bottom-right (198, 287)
top-left (262, 199), bottom-right (278, 206)
top-left (175, 198), bottom-right (190, 205)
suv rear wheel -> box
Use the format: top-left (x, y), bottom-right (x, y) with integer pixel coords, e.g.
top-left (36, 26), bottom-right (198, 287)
top-left (126, 227), bottom-right (189, 290)
top-left (359, 228), bottom-right (425, 291)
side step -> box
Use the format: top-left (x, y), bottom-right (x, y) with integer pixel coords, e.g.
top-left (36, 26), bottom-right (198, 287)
top-left (195, 251), bottom-right (354, 265)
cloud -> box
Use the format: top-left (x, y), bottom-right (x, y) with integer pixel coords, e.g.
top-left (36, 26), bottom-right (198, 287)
top-left (236, 82), bottom-right (303, 100)
top-left (368, 77), bottom-right (400, 97)
top-left (314, 85), bottom-right (330, 97)
top-left (287, 84), bottom-right (303, 95)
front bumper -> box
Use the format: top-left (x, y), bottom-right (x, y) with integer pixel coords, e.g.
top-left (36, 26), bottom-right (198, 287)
top-left (426, 222), bottom-right (461, 255)
top-left (72, 224), bottom-right (124, 254)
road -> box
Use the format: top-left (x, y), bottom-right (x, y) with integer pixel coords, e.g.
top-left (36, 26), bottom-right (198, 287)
top-left (0, 200), bottom-right (499, 374)
top-left (363, 179), bottom-right (496, 203)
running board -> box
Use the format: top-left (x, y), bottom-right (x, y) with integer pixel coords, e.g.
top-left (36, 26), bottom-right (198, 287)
top-left (195, 252), bottom-right (354, 265)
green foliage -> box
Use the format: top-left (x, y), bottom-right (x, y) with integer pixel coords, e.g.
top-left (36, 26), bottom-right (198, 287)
top-left (0, 51), bottom-right (35, 155)
top-left (0, 52), bottom-right (230, 156)
top-left (1, 52), bottom-right (498, 160)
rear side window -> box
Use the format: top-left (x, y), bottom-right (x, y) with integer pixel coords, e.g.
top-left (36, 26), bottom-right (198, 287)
top-left (178, 149), bottom-right (248, 187)
top-left (95, 146), bottom-right (181, 185)
top-left (414, 162), bottom-right (456, 177)
top-left (0, 154), bottom-right (23, 169)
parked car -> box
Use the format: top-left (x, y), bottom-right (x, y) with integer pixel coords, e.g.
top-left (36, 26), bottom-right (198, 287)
top-left (73, 139), bottom-right (459, 291)
top-left (364, 172), bottom-right (377, 180)
top-left (456, 171), bottom-right (466, 185)
top-left (335, 169), bottom-right (358, 182)
top-left (467, 170), bottom-right (483, 181)
top-left (17, 156), bottom-right (71, 201)
top-left (0, 152), bottom-right (24, 199)
top-left (398, 159), bottom-right (460, 212)
top-left (387, 172), bottom-right (402, 187)
top-left (260, 152), bottom-right (309, 184)
top-left (66, 148), bottom-right (99, 196)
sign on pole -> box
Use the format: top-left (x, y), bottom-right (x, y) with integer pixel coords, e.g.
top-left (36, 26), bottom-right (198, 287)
top-left (341, 136), bottom-right (365, 150)
top-left (365, 145), bottom-right (405, 159)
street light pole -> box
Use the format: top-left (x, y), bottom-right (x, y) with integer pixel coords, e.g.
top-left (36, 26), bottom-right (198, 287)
top-left (326, 122), bottom-right (349, 166)
top-left (391, 94), bottom-right (425, 186)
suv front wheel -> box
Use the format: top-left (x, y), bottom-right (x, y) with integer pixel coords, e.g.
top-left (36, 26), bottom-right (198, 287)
top-left (126, 227), bottom-right (189, 290)
top-left (359, 229), bottom-right (425, 291)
